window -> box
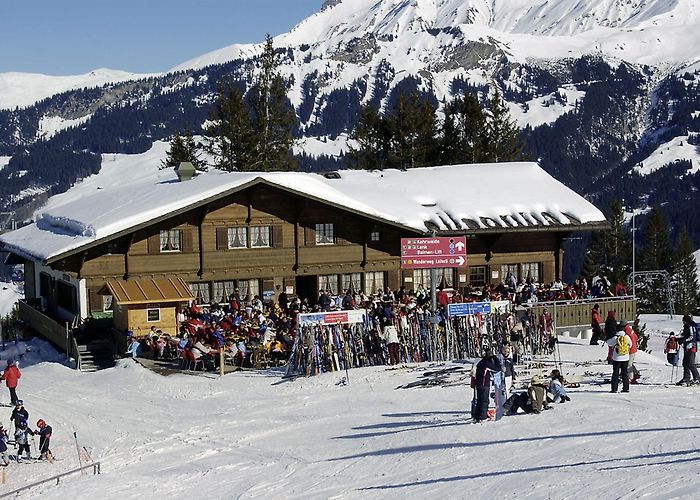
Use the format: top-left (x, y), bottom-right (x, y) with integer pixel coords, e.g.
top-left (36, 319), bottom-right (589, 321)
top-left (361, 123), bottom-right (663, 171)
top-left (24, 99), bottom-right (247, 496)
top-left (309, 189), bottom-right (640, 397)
top-left (56, 281), bottom-right (78, 313)
top-left (160, 229), bottom-right (181, 252)
top-left (500, 264), bottom-right (519, 282)
top-left (250, 226), bottom-right (271, 247)
top-left (227, 227), bottom-right (247, 249)
top-left (318, 274), bottom-right (339, 295)
top-left (413, 268), bottom-right (454, 289)
top-left (238, 279), bottom-right (260, 302)
top-left (364, 272), bottom-right (385, 295)
top-left (370, 231), bottom-right (380, 242)
top-left (146, 305), bottom-right (160, 322)
top-left (189, 282), bottom-right (211, 305)
top-left (213, 281), bottom-right (236, 303)
top-left (469, 266), bottom-right (487, 287)
top-left (341, 273), bottom-right (362, 293)
top-left (315, 223), bottom-right (334, 245)
top-left (521, 262), bottom-right (540, 283)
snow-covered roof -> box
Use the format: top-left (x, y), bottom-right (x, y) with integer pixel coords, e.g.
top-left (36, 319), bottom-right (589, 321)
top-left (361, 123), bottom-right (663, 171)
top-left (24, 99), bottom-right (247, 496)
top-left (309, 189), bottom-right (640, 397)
top-left (0, 147), bottom-right (605, 264)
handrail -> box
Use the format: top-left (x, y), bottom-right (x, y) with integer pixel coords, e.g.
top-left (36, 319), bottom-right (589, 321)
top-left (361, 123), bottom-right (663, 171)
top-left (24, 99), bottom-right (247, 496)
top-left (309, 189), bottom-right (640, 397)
top-left (71, 335), bottom-right (81, 371)
top-left (0, 461), bottom-right (101, 498)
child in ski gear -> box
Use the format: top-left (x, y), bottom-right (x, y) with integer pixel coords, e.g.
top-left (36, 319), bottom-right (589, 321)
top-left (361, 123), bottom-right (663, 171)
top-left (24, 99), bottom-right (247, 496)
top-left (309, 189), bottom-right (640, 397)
top-left (606, 326), bottom-right (632, 393)
top-left (36, 419), bottom-right (52, 461)
top-left (382, 323), bottom-right (401, 365)
top-left (0, 425), bottom-right (9, 465)
top-left (548, 369), bottom-right (570, 403)
top-left (10, 400), bottom-right (28, 432)
top-left (1, 359), bottom-right (21, 405)
top-left (14, 420), bottom-right (34, 462)
top-left (664, 332), bottom-right (680, 366)
top-left (676, 315), bottom-right (700, 386)
top-left (473, 348), bottom-right (502, 422)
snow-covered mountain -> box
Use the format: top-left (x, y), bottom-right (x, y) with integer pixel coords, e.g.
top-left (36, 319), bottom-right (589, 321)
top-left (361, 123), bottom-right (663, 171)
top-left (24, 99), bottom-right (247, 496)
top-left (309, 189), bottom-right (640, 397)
top-left (1, 0), bottom-right (700, 271)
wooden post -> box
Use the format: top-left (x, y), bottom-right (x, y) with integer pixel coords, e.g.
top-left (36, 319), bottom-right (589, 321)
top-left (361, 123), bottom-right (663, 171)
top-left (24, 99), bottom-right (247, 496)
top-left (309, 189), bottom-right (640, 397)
top-left (2, 466), bottom-right (6, 484)
top-left (220, 348), bottom-right (224, 377)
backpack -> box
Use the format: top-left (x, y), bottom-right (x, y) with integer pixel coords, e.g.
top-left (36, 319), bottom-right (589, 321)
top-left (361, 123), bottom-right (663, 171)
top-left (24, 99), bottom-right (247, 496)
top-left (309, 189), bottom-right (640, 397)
top-left (667, 337), bottom-right (678, 352)
top-left (693, 323), bottom-right (700, 343)
top-left (616, 334), bottom-right (630, 356)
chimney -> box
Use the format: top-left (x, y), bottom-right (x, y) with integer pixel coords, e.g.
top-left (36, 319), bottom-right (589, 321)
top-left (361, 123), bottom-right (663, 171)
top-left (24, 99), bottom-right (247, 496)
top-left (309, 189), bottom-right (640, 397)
top-left (175, 162), bottom-right (196, 182)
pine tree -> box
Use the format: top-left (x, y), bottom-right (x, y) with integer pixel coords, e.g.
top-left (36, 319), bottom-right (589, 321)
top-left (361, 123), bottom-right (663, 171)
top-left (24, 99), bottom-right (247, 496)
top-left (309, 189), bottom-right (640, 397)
top-left (162, 129), bottom-right (206, 171)
top-left (347, 104), bottom-right (390, 170)
top-left (600, 199), bottom-right (631, 287)
top-left (204, 83), bottom-right (255, 172)
top-left (672, 229), bottom-right (699, 315)
top-left (637, 206), bottom-right (673, 313)
top-left (440, 93), bottom-right (487, 165)
top-left (484, 89), bottom-right (523, 162)
top-left (386, 91), bottom-right (438, 169)
top-left (248, 34), bottom-right (297, 171)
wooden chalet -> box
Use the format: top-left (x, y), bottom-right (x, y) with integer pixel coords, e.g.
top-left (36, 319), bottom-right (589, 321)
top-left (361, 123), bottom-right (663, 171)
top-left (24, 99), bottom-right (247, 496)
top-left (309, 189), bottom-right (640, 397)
top-left (0, 161), bottom-right (608, 333)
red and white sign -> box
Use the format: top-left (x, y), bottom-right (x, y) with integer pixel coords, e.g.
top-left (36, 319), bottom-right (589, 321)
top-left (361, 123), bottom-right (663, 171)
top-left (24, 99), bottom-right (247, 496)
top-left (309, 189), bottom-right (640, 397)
top-left (298, 310), bottom-right (366, 326)
top-left (401, 237), bottom-right (467, 269)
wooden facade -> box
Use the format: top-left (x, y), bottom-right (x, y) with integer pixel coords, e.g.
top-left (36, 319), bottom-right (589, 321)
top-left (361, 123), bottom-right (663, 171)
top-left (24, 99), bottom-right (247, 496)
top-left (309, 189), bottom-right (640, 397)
top-left (19, 182), bottom-right (585, 323)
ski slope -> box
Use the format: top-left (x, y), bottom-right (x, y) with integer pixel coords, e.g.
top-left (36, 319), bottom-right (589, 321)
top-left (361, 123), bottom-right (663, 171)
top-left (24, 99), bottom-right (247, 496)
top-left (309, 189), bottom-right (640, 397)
top-left (0, 314), bottom-right (698, 499)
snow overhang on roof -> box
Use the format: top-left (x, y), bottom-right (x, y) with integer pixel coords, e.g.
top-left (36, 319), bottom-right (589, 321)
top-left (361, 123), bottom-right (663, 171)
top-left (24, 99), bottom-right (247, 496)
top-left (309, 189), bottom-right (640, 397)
top-left (0, 161), bottom-right (606, 264)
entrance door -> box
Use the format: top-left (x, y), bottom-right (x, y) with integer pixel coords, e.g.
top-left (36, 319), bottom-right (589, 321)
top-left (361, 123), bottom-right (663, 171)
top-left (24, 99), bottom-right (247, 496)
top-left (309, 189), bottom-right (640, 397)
top-left (295, 275), bottom-right (317, 305)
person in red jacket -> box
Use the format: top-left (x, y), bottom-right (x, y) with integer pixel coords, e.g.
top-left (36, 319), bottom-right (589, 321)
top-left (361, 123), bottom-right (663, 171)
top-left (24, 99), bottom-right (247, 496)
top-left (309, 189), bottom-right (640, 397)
top-left (0, 360), bottom-right (21, 405)
top-left (624, 321), bottom-right (640, 383)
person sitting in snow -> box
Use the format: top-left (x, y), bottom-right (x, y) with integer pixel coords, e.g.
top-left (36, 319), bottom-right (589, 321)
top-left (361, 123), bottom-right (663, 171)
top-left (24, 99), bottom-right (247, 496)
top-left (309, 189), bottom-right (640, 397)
top-left (548, 369), bottom-right (571, 403)
top-left (505, 374), bottom-right (552, 415)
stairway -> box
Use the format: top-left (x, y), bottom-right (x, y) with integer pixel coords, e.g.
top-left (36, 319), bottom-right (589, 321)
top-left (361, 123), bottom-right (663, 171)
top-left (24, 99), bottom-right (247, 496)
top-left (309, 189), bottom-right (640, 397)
top-left (77, 339), bottom-right (115, 372)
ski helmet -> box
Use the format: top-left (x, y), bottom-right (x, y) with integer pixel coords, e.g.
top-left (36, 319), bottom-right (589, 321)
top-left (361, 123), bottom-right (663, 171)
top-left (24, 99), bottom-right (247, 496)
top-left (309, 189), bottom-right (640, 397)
top-left (15, 400), bottom-right (22, 407)
top-left (37, 419), bottom-right (45, 428)
top-left (19, 420), bottom-right (27, 429)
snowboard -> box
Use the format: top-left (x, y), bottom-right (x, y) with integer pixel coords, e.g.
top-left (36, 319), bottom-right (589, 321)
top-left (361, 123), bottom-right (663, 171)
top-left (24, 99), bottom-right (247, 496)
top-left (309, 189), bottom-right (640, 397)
top-left (489, 372), bottom-right (506, 421)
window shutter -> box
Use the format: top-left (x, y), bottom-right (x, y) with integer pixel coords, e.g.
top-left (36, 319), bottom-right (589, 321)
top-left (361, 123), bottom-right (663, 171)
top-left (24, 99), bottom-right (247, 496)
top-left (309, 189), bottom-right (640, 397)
top-left (272, 225), bottom-right (283, 248)
top-left (216, 227), bottom-right (228, 250)
top-left (147, 234), bottom-right (160, 254)
top-left (305, 226), bottom-right (316, 247)
top-left (181, 229), bottom-right (194, 253)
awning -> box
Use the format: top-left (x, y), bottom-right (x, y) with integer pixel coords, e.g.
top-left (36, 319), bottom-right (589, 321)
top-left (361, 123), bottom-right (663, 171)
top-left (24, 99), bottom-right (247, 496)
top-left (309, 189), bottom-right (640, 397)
top-left (99, 278), bottom-right (195, 305)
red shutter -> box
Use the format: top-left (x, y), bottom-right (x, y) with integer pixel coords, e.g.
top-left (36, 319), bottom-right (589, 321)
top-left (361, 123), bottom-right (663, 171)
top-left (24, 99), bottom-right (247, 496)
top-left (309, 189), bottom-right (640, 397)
top-left (272, 225), bottom-right (283, 248)
top-left (216, 227), bottom-right (228, 250)
top-left (147, 234), bottom-right (160, 254)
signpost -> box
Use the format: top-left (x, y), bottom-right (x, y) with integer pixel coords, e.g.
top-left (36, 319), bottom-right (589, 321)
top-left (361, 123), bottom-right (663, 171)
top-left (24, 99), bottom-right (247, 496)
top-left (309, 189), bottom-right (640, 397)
top-left (400, 237), bottom-right (467, 270)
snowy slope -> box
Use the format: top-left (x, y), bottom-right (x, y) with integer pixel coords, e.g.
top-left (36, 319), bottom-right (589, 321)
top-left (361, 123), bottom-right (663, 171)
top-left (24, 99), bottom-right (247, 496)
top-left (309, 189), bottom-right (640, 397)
top-left (633, 135), bottom-right (700, 176)
top-left (0, 68), bottom-right (156, 110)
top-left (1, 314), bottom-right (699, 499)
top-left (0, 281), bottom-right (22, 317)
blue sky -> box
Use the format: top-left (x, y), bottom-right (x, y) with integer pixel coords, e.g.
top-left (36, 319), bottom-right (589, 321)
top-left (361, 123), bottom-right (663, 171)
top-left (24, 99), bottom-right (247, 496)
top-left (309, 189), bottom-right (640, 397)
top-left (0, 0), bottom-right (322, 75)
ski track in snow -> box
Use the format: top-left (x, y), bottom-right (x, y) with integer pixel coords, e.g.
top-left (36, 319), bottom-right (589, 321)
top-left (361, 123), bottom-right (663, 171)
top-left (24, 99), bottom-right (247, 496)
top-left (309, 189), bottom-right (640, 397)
top-left (1, 315), bottom-right (700, 498)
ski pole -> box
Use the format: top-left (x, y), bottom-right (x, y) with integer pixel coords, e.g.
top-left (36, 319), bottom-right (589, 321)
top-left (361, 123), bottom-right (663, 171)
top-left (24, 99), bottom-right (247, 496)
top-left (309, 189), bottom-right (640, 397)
top-left (74, 431), bottom-right (84, 473)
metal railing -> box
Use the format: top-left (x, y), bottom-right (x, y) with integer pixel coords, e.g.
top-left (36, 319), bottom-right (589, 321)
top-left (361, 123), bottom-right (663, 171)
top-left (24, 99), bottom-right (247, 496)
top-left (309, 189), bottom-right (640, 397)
top-left (0, 461), bottom-right (101, 498)
top-left (520, 295), bottom-right (637, 331)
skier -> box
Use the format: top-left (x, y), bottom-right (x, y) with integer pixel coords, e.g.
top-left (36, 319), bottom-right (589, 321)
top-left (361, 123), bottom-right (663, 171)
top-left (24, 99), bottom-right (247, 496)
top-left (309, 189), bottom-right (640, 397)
top-left (676, 314), bottom-right (700, 386)
top-left (590, 304), bottom-right (602, 345)
top-left (473, 347), bottom-right (502, 423)
top-left (14, 420), bottom-right (33, 462)
top-left (35, 419), bottom-right (52, 461)
top-left (10, 400), bottom-right (28, 432)
top-left (607, 324), bottom-right (632, 393)
top-left (623, 321), bottom-right (640, 383)
top-left (0, 359), bottom-right (21, 405)
top-left (664, 332), bottom-right (680, 365)
top-left (0, 425), bottom-right (9, 466)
